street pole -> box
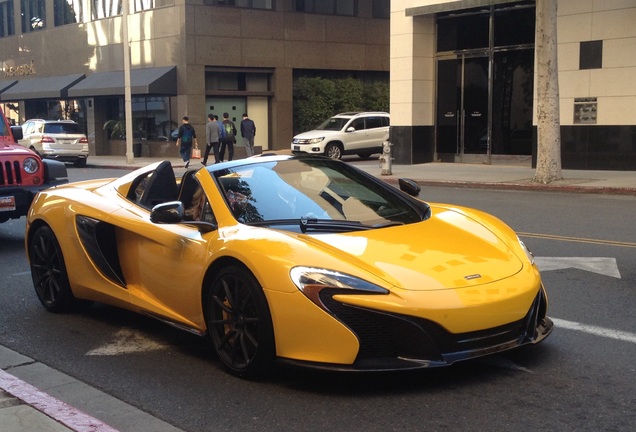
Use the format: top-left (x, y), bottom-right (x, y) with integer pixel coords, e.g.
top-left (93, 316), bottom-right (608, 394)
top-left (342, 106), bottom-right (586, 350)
top-left (122, 0), bottom-right (133, 164)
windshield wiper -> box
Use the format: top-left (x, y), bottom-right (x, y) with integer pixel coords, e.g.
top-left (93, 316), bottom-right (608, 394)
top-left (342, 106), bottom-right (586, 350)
top-left (299, 218), bottom-right (373, 233)
top-left (246, 218), bottom-right (404, 233)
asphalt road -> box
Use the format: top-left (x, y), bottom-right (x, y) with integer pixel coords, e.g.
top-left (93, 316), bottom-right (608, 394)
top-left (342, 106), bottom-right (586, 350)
top-left (1, 167), bottom-right (635, 432)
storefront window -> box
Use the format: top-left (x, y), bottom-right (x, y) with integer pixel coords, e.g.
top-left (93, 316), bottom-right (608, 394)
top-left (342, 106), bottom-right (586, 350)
top-left (21, 0), bottom-right (46, 32)
top-left (437, 11), bottom-right (489, 52)
top-left (103, 96), bottom-right (174, 145)
top-left (0, 0), bottom-right (14, 37)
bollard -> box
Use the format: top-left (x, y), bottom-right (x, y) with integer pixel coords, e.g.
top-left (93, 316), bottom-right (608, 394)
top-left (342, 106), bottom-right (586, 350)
top-left (379, 140), bottom-right (393, 175)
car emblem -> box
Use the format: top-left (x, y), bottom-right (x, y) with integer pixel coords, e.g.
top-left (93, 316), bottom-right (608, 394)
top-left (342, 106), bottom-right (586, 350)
top-left (464, 274), bottom-right (482, 280)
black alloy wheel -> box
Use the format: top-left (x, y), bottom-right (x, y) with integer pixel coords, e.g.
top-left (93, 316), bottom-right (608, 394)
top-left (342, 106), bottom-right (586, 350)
top-left (29, 225), bottom-right (78, 312)
top-left (206, 266), bottom-right (275, 378)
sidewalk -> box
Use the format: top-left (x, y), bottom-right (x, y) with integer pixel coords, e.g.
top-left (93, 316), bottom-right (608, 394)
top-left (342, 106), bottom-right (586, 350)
top-left (0, 346), bottom-right (183, 432)
top-left (86, 154), bottom-right (636, 196)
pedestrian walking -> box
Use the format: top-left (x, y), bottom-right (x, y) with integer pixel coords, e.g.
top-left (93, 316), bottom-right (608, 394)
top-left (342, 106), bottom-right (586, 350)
top-left (176, 116), bottom-right (197, 168)
top-left (240, 113), bottom-right (256, 157)
top-left (203, 114), bottom-right (221, 165)
top-left (219, 112), bottom-right (237, 162)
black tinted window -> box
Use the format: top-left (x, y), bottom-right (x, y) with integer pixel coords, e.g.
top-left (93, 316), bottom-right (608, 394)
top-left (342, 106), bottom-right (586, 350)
top-left (365, 117), bottom-right (384, 129)
top-left (44, 122), bottom-right (82, 134)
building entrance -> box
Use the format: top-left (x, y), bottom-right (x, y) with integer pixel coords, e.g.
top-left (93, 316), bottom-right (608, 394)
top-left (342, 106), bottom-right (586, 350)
top-left (434, 2), bottom-right (535, 164)
top-left (437, 56), bottom-right (489, 162)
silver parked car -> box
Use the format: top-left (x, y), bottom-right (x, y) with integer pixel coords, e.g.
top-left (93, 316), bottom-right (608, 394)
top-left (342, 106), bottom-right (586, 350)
top-left (21, 119), bottom-right (89, 167)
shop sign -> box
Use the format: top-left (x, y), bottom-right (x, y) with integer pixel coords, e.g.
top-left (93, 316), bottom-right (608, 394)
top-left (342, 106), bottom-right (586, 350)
top-left (3, 60), bottom-right (37, 78)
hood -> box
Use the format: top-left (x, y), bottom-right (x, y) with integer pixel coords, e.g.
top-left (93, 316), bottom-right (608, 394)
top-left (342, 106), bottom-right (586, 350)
top-left (304, 206), bottom-right (523, 291)
top-left (293, 130), bottom-right (343, 140)
top-left (0, 141), bottom-right (36, 155)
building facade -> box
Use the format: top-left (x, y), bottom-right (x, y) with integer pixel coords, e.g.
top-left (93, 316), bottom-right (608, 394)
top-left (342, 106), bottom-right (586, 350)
top-left (0, 0), bottom-right (389, 158)
top-left (391, 0), bottom-right (636, 170)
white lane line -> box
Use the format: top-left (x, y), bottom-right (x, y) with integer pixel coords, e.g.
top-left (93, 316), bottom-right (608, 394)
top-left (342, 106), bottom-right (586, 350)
top-left (553, 318), bottom-right (636, 344)
top-left (0, 369), bottom-right (119, 432)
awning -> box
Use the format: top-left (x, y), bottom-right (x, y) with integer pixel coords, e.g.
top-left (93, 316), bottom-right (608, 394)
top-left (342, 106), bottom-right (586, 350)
top-left (0, 80), bottom-right (17, 94)
top-left (406, 0), bottom-right (524, 16)
top-left (67, 66), bottom-right (177, 98)
top-left (0, 74), bottom-right (85, 101)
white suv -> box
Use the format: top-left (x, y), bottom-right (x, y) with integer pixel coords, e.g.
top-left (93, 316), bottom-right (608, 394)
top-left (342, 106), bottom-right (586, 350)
top-left (291, 112), bottom-right (390, 159)
top-left (21, 119), bottom-right (89, 167)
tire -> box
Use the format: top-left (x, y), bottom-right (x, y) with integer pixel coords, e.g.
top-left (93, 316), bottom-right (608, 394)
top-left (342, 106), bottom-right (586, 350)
top-left (324, 143), bottom-right (343, 160)
top-left (205, 265), bottom-right (275, 378)
top-left (29, 225), bottom-right (78, 313)
top-left (357, 152), bottom-right (373, 159)
top-left (74, 158), bottom-right (87, 168)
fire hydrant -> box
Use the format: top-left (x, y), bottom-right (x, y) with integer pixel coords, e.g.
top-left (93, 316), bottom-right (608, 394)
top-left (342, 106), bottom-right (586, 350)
top-left (379, 140), bottom-right (393, 175)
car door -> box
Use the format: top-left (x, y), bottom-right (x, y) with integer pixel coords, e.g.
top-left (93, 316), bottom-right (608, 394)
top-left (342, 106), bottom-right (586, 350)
top-left (109, 167), bottom-right (220, 331)
top-left (344, 117), bottom-right (369, 151)
top-left (363, 115), bottom-right (390, 150)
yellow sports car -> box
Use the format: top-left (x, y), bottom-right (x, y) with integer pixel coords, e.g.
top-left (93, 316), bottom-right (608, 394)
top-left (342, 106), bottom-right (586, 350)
top-left (26, 155), bottom-right (553, 378)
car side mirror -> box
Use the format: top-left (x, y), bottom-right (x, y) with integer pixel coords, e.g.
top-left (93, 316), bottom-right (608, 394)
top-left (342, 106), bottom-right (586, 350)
top-left (398, 178), bottom-right (421, 197)
top-left (10, 125), bottom-right (23, 142)
top-left (151, 201), bottom-right (184, 224)
top-left (151, 201), bottom-right (217, 233)
top-left (346, 126), bottom-right (355, 132)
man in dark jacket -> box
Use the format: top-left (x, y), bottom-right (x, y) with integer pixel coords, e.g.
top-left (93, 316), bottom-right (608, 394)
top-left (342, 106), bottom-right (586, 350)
top-left (219, 112), bottom-right (237, 162)
top-left (240, 113), bottom-right (256, 157)
top-left (176, 116), bottom-right (197, 168)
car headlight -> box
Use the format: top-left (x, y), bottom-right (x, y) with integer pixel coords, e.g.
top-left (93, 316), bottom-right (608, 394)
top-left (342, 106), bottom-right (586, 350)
top-left (518, 237), bottom-right (534, 265)
top-left (290, 266), bottom-right (389, 310)
top-left (306, 137), bottom-right (324, 144)
top-left (23, 157), bottom-right (40, 174)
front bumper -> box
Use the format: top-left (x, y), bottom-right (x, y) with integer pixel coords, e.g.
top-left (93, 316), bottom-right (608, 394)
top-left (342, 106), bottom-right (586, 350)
top-left (291, 142), bottom-right (326, 154)
top-left (279, 286), bottom-right (553, 372)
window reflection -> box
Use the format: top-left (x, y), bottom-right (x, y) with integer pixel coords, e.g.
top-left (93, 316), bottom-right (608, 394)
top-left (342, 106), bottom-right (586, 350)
top-left (21, 0), bottom-right (46, 32)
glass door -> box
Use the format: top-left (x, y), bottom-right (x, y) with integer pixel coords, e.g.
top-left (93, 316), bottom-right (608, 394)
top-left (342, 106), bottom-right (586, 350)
top-left (436, 55), bottom-right (490, 162)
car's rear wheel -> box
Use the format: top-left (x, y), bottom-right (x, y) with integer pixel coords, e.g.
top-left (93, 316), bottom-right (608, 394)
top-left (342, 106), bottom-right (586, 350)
top-left (205, 265), bottom-right (275, 378)
top-left (29, 225), bottom-right (78, 312)
top-left (325, 143), bottom-right (343, 159)
top-left (74, 158), bottom-right (87, 168)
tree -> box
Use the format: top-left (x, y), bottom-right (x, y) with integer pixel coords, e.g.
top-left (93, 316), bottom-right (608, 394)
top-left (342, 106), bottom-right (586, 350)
top-left (533, 0), bottom-right (562, 184)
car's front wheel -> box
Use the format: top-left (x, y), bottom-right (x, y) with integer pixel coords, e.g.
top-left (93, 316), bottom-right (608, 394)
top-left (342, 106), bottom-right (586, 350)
top-left (28, 225), bottom-right (78, 312)
top-left (324, 142), bottom-right (343, 159)
top-left (205, 265), bottom-right (275, 378)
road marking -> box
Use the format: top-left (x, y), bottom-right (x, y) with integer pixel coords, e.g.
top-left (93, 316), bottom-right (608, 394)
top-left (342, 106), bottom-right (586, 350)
top-left (519, 232), bottom-right (636, 248)
top-left (553, 318), bottom-right (636, 344)
top-left (0, 369), bottom-right (119, 432)
top-left (535, 257), bottom-right (621, 278)
top-left (86, 329), bottom-right (168, 356)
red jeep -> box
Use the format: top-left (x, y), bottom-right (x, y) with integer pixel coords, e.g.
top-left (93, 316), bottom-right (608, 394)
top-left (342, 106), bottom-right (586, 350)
top-left (0, 107), bottom-right (68, 223)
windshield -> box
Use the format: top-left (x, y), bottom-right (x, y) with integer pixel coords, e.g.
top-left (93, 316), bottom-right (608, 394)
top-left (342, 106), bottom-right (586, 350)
top-left (316, 117), bottom-right (349, 131)
top-left (213, 158), bottom-right (426, 230)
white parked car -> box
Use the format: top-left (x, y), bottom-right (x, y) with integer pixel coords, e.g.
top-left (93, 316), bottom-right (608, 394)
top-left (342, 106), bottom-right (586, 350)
top-left (21, 119), bottom-right (89, 167)
top-left (291, 112), bottom-right (390, 159)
